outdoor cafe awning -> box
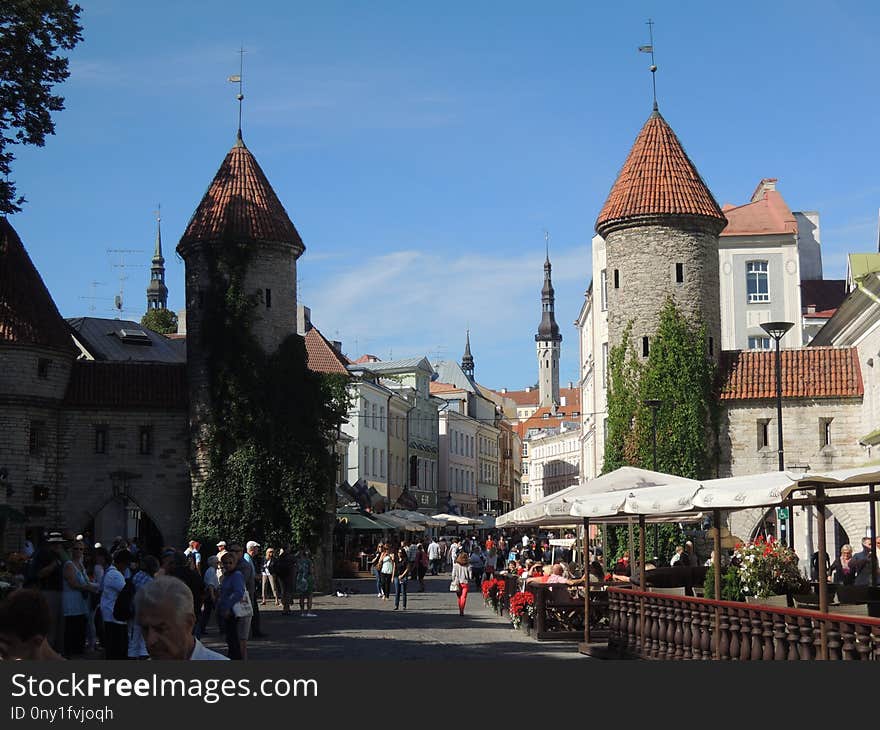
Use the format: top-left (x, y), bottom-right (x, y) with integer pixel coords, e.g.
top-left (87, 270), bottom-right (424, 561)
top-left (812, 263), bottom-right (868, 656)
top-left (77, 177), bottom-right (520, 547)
top-left (432, 513), bottom-right (484, 526)
top-left (382, 509), bottom-right (446, 527)
top-left (371, 513), bottom-right (425, 531)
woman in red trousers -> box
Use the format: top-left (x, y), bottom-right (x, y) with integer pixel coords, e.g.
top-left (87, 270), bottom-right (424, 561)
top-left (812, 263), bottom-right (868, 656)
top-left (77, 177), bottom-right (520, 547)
top-left (451, 552), bottom-right (471, 616)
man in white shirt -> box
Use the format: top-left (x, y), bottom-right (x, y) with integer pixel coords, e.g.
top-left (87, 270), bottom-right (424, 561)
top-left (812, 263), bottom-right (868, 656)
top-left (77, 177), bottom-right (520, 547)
top-left (427, 538), bottom-right (441, 575)
top-left (100, 549), bottom-right (131, 660)
top-left (135, 576), bottom-right (227, 660)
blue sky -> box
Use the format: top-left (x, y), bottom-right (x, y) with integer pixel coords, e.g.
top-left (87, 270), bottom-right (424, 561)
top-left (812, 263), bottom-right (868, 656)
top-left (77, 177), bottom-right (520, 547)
top-left (9, 1), bottom-right (880, 390)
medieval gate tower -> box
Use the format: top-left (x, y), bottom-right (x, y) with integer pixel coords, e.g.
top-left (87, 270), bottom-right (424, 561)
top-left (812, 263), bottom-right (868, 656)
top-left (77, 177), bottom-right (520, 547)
top-left (595, 106), bottom-right (726, 362)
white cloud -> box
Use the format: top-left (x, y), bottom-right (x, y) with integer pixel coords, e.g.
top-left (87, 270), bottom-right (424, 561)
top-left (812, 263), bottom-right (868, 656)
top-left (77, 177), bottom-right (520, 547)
top-left (301, 242), bottom-right (589, 383)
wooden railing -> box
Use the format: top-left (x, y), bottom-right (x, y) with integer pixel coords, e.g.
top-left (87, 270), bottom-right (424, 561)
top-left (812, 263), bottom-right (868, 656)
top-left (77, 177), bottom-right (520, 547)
top-left (607, 587), bottom-right (880, 660)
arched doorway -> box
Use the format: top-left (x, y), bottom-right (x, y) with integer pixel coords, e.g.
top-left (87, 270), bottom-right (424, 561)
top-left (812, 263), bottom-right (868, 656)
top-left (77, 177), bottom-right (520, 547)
top-left (84, 496), bottom-right (164, 557)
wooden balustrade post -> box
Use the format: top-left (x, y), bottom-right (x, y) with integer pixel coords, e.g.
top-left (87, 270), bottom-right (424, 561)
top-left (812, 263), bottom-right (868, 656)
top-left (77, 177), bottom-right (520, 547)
top-left (638, 515), bottom-right (646, 655)
top-left (582, 516), bottom-right (591, 646)
top-left (816, 486), bottom-right (829, 660)
top-left (713, 509), bottom-right (722, 659)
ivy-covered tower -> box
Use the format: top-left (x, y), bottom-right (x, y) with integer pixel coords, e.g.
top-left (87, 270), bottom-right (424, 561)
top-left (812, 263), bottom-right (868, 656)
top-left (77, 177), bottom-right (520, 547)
top-left (176, 130), bottom-right (305, 492)
top-left (146, 214), bottom-right (168, 310)
top-left (535, 251), bottom-right (561, 407)
top-left (595, 107), bottom-right (726, 363)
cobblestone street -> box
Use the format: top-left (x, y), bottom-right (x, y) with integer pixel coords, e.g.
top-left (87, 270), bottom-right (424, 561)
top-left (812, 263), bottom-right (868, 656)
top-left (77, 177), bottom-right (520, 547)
top-left (202, 575), bottom-right (584, 660)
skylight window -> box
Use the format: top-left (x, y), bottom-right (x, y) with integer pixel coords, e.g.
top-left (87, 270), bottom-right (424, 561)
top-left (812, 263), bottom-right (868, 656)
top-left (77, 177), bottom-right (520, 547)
top-left (117, 329), bottom-right (152, 345)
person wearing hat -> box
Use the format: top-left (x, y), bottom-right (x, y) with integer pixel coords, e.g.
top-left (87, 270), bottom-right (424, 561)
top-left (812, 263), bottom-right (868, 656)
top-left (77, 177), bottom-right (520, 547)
top-left (30, 532), bottom-right (69, 653)
top-left (216, 541), bottom-right (228, 559)
top-left (244, 541), bottom-right (266, 639)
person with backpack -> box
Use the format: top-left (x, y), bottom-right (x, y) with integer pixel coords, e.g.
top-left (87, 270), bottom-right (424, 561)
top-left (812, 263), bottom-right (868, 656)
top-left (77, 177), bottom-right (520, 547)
top-left (100, 549), bottom-right (132, 660)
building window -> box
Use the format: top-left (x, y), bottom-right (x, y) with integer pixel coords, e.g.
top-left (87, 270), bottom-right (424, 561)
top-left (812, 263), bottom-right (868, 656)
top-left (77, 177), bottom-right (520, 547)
top-left (138, 426), bottom-right (153, 455)
top-left (820, 418), bottom-right (833, 447)
top-left (37, 358), bottom-right (51, 378)
top-left (602, 343), bottom-right (608, 389)
top-left (265, 288), bottom-right (272, 308)
top-left (642, 337), bottom-right (650, 357)
top-left (757, 419), bottom-right (770, 450)
top-left (380, 449), bottom-right (385, 478)
top-left (28, 421), bottom-right (45, 454)
top-left (708, 337), bottom-right (714, 356)
top-left (33, 484), bottom-right (49, 502)
top-left (379, 406), bottom-right (385, 432)
top-left (363, 447), bottom-right (369, 475)
top-left (675, 263), bottom-right (684, 283)
top-left (372, 448), bottom-right (378, 477)
top-left (600, 269), bottom-right (607, 311)
top-left (613, 269), bottom-right (619, 289)
top-left (748, 336), bottom-right (772, 351)
top-left (94, 425), bottom-right (108, 454)
top-left (746, 261), bottom-right (770, 303)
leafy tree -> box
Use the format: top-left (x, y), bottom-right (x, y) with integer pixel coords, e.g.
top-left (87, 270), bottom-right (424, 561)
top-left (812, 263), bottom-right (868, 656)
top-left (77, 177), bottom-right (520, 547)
top-left (601, 300), bottom-right (719, 564)
top-left (141, 308), bottom-right (178, 335)
top-left (0, 1), bottom-right (83, 214)
top-left (187, 235), bottom-right (350, 590)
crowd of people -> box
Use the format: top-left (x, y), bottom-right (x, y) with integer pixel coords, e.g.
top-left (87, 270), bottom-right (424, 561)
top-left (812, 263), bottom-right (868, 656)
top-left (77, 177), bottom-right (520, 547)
top-left (0, 530), bottom-right (319, 661)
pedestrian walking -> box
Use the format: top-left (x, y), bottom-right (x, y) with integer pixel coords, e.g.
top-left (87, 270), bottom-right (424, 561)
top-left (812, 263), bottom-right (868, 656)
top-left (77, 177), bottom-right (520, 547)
top-left (469, 544), bottom-right (485, 587)
top-left (261, 548), bottom-right (282, 606)
top-left (217, 550), bottom-right (248, 660)
top-left (100, 549), bottom-right (132, 660)
top-left (295, 547), bottom-right (317, 616)
top-left (393, 546), bottom-right (410, 610)
top-left (196, 555), bottom-right (219, 638)
top-left (428, 537), bottom-right (441, 575)
top-left (377, 544), bottom-right (395, 601)
top-left (451, 551), bottom-right (471, 616)
top-left (128, 555), bottom-right (159, 659)
top-left (370, 542), bottom-right (385, 598)
top-left (61, 541), bottom-right (99, 657)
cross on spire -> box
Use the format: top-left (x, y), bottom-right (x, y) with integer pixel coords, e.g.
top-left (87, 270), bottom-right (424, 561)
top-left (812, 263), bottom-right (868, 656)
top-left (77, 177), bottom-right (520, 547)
top-left (228, 45), bottom-right (247, 138)
top-left (639, 18), bottom-right (659, 111)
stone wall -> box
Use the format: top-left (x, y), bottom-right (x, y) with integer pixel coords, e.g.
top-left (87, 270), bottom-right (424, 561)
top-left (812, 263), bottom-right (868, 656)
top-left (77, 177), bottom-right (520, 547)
top-left (605, 220), bottom-right (721, 362)
top-left (57, 407), bottom-right (190, 548)
top-left (719, 397), bottom-right (866, 477)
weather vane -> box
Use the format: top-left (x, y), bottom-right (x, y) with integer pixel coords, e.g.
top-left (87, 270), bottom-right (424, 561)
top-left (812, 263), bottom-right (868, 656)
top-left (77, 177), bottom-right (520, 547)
top-left (638, 19), bottom-right (658, 111)
top-left (544, 229), bottom-right (550, 259)
top-left (227, 45), bottom-right (246, 136)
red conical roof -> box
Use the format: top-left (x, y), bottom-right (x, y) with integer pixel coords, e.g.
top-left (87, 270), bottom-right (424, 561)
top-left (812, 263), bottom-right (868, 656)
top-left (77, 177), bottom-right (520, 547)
top-left (595, 110), bottom-right (725, 237)
top-left (0, 218), bottom-right (75, 352)
top-left (178, 133), bottom-right (304, 255)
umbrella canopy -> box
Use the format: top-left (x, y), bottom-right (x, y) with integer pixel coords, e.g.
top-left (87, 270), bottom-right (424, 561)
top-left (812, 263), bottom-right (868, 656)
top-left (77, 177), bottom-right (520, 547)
top-left (693, 471), bottom-right (799, 509)
top-left (383, 509), bottom-right (446, 527)
top-left (432, 513), bottom-right (484, 526)
top-left (336, 511), bottom-right (385, 531)
top-left (371, 513), bottom-right (425, 532)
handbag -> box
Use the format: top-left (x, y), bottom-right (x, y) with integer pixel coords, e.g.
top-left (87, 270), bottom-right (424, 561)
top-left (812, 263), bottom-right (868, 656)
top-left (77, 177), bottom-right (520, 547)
top-left (232, 590), bottom-right (253, 618)
top-left (449, 576), bottom-right (460, 592)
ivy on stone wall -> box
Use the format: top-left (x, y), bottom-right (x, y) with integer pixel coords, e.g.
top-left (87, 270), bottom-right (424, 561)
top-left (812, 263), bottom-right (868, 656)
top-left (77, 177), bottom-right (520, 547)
top-left (187, 231), bottom-right (350, 551)
top-left (602, 299), bottom-right (719, 564)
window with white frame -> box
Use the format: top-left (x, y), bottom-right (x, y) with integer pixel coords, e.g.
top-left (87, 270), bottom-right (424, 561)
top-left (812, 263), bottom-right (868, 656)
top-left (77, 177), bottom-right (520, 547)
top-left (748, 336), bottom-right (772, 351)
top-left (746, 261), bottom-right (770, 302)
top-left (600, 269), bottom-right (607, 311)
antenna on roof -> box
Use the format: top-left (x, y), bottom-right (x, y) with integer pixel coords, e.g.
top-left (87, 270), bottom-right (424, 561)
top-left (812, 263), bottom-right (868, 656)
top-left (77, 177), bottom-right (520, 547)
top-left (79, 281), bottom-right (110, 314)
top-left (106, 249), bottom-right (145, 318)
top-left (227, 44), bottom-right (246, 139)
top-left (639, 19), bottom-right (658, 111)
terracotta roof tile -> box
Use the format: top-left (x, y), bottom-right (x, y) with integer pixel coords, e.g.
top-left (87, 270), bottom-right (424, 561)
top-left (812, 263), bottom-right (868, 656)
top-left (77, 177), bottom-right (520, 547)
top-left (720, 189), bottom-right (798, 237)
top-left (515, 405), bottom-right (582, 439)
top-left (178, 134), bottom-right (304, 254)
top-left (595, 111), bottom-right (725, 236)
top-left (494, 387), bottom-right (581, 410)
top-left (65, 361), bottom-right (187, 409)
top-left (720, 348), bottom-right (863, 401)
top-left (304, 327), bottom-right (350, 375)
top-left (430, 381), bottom-right (462, 394)
top-left (0, 218), bottom-right (76, 353)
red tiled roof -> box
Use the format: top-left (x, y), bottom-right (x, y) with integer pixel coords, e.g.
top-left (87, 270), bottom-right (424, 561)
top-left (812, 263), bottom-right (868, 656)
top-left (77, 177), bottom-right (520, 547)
top-left (596, 110), bottom-right (725, 236)
top-left (515, 404), bottom-right (582, 439)
top-left (178, 134), bottom-right (304, 254)
top-left (495, 387), bottom-right (581, 411)
top-left (430, 381), bottom-right (462, 394)
top-left (0, 218), bottom-right (76, 353)
top-left (720, 348), bottom-right (862, 401)
top-left (353, 354), bottom-right (380, 364)
top-left (304, 327), bottom-right (350, 375)
top-left (803, 309), bottom-right (837, 320)
top-left (721, 190), bottom-right (798, 237)
top-left (65, 361), bottom-right (187, 409)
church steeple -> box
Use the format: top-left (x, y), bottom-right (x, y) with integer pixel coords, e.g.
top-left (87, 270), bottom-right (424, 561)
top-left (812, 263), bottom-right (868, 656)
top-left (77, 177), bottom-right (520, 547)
top-left (146, 209), bottom-right (168, 311)
top-left (535, 248), bottom-right (561, 408)
top-left (536, 252), bottom-right (561, 343)
top-left (461, 330), bottom-right (474, 380)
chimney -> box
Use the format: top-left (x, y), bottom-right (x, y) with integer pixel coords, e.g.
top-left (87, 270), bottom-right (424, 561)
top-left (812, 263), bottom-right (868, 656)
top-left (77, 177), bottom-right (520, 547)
top-left (296, 304), bottom-right (312, 335)
top-left (500, 388), bottom-right (507, 394)
top-left (332, 340), bottom-right (343, 353)
top-left (525, 386), bottom-right (531, 393)
top-left (567, 381), bottom-right (573, 389)
top-left (750, 178), bottom-right (778, 203)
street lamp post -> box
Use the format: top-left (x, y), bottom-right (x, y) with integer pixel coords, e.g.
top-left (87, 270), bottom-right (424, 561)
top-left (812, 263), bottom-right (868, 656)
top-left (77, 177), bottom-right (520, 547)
top-left (760, 321), bottom-right (794, 547)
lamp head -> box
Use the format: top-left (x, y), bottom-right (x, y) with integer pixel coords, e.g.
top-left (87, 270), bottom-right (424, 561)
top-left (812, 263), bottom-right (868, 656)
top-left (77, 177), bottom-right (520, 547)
top-left (759, 321), bottom-right (794, 341)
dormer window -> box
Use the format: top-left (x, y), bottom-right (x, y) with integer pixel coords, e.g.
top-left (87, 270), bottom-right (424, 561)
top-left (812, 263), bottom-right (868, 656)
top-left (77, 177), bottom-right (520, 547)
top-left (117, 329), bottom-right (152, 345)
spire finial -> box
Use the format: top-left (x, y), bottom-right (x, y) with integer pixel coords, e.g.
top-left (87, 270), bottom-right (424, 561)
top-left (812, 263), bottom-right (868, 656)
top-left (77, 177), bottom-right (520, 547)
top-left (153, 203), bottom-right (162, 258)
top-left (228, 45), bottom-right (247, 139)
top-left (639, 19), bottom-right (658, 111)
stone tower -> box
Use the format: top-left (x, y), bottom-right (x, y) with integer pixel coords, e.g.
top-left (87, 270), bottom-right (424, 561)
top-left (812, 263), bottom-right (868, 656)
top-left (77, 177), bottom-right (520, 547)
top-left (0, 219), bottom-right (78, 545)
top-left (535, 252), bottom-right (561, 407)
top-left (461, 330), bottom-right (474, 380)
top-left (146, 214), bottom-right (168, 310)
top-left (595, 108), bottom-right (726, 362)
top-left (176, 131), bottom-right (305, 492)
